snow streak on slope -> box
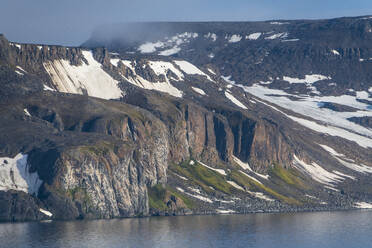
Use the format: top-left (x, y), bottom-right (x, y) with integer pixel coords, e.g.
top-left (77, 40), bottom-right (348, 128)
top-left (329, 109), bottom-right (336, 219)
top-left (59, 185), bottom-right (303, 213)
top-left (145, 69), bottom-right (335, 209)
top-left (319, 144), bottom-right (372, 174)
top-left (238, 84), bottom-right (372, 148)
top-left (44, 51), bottom-right (122, 100)
top-left (0, 154), bottom-right (42, 195)
top-left (173, 60), bottom-right (213, 81)
top-left (225, 91), bottom-right (247, 109)
top-left (191, 87), bottom-right (206, 95)
top-left (293, 155), bottom-right (347, 190)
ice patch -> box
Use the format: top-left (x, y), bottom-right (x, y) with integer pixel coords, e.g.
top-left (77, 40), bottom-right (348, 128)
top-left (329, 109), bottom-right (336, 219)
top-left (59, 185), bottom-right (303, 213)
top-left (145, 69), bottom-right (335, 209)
top-left (43, 50), bottom-right (123, 100)
top-left (225, 91), bottom-right (247, 109)
top-left (191, 87), bottom-right (207, 96)
top-left (0, 154), bottom-right (42, 195)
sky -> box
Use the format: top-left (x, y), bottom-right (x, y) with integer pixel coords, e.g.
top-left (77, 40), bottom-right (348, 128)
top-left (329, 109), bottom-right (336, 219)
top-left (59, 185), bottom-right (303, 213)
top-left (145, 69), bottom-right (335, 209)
top-left (1, 0), bottom-right (372, 46)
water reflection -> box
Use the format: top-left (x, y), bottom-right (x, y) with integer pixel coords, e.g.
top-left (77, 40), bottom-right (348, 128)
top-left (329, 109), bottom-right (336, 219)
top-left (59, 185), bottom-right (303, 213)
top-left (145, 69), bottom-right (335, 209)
top-left (0, 211), bottom-right (371, 248)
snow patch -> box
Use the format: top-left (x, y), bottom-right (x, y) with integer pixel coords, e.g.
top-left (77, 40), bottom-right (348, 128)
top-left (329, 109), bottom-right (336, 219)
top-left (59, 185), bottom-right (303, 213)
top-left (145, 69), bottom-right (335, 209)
top-left (247, 191), bottom-right (275, 201)
top-left (227, 181), bottom-right (245, 191)
top-left (319, 144), bottom-right (372, 174)
top-left (176, 187), bottom-right (185, 193)
top-left (138, 41), bottom-right (164, 53)
top-left (239, 170), bottom-right (263, 185)
top-left (148, 61), bottom-right (184, 81)
top-left (207, 68), bottom-right (216, 75)
top-left (246, 33), bottom-right (262, 40)
top-left (43, 50), bottom-right (123, 100)
top-left (216, 209), bottom-right (235, 214)
top-left (24, 109), bottom-right (31, 117)
top-left (225, 91), bottom-right (247, 109)
top-left (236, 83), bottom-right (372, 147)
top-left (110, 59), bottom-right (183, 98)
top-left (43, 84), bottom-right (55, 92)
top-left (39, 208), bottom-right (53, 217)
top-left (184, 192), bottom-right (213, 203)
top-left (191, 87), bottom-right (207, 96)
top-left (204, 33), bottom-right (217, 42)
top-left (293, 155), bottom-right (344, 187)
top-left (159, 46), bottom-right (181, 56)
top-left (354, 202), bottom-right (372, 209)
top-left (270, 22), bottom-right (289, 25)
top-left (227, 34), bottom-right (242, 43)
top-left (173, 60), bottom-right (213, 81)
top-left (283, 74), bottom-right (331, 84)
top-left (198, 161), bottom-right (226, 176)
top-left (16, 66), bottom-right (27, 74)
top-left (0, 154), bottom-right (42, 195)
top-left (265, 33), bottom-right (288, 40)
top-left (221, 75), bottom-right (235, 84)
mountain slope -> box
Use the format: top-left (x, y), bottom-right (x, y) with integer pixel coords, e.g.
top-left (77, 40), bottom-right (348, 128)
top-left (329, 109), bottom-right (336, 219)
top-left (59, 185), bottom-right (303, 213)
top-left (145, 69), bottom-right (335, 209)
top-left (1, 16), bottom-right (372, 221)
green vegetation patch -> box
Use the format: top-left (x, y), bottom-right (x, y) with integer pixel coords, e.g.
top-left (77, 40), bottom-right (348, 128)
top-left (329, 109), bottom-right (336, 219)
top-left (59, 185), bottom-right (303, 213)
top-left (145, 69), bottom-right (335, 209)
top-left (169, 160), bottom-right (233, 194)
top-left (231, 170), bottom-right (301, 205)
top-left (270, 164), bottom-right (309, 190)
top-left (148, 184), bottom-right (168, 210)
top-left (79, 141), bottom-right (115, 156)
top-left (148, 184), bottom-right (195, 210)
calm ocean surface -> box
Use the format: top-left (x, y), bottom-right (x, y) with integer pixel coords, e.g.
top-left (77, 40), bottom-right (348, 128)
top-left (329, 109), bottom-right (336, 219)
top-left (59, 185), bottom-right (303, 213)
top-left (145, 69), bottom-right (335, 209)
top-left (1, 210), bottom-right (372, 248)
